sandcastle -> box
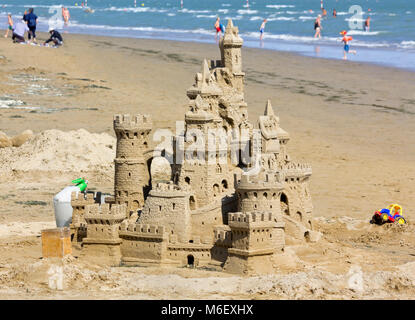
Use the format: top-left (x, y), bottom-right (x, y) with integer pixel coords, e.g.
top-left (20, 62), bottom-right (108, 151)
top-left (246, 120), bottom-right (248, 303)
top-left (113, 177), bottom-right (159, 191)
top-left (69, 20), bottom-right (317, 275)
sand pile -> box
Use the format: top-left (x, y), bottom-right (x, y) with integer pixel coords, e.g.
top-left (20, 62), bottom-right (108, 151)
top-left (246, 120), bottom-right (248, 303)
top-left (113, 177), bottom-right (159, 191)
top-left (0, 129), bottom-right (116, 175)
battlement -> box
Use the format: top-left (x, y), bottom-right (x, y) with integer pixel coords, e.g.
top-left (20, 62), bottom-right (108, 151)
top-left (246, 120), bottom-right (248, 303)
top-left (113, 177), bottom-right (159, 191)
top-left (119, 221), bottom-right (167, 239)
top-left (228, 211), bottom-right (273, 224)
top-left (71, 191), bottom-right (95, 207)
top-left (280, 162), bottom-right (312, 179)
top-left (84, 203), bottom-right (127, 223)
top-left (214, 226), bottom-right (232, 247)
top-left (237, 173), bottom-right (284, 191)
top-left (113, 114), bottom-right (152, 132)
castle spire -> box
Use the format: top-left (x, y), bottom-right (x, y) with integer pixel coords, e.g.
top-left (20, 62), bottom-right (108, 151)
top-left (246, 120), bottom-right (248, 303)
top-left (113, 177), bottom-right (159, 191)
top-left (264, 99), bottom-right (274, 116)
top-left (202, 59), bottom-right (210, 82)
top-left (226, 18), bottom-right (234, 30)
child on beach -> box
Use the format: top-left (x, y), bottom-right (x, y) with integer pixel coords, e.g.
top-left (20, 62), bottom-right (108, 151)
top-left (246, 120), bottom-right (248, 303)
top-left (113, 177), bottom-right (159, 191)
top-left (340, 30), bottom-right (356, 60)
top-left (23, 8), bottom-right (38, 44)
top-left (4, 14), bottom-right (13, 38)
top-left (259, 19), bottom-right (267, 41)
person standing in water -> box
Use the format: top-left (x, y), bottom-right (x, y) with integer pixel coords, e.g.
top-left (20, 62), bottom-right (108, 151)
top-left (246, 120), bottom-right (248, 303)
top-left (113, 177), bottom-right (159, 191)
top-left (4, 14), bottom-right (13, 38)
top-left (364, 16), bottom-right (371, 31)
top-left (340, 30), bottom-right (356, 60)
top-left (259, 19), bottom-right (267, 41)
top-left (62, 7), bottom-right (70, 24)
top-left (314, 15), bottom-right (322, 38)
top-left (333, 9), bottom-right (337, 17)
top-left (214, 17), bottom-right (222, 39)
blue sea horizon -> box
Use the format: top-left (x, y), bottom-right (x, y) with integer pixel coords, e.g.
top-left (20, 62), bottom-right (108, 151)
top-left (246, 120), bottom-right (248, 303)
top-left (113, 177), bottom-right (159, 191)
top-left (1, 0), bottom-right (414, 71)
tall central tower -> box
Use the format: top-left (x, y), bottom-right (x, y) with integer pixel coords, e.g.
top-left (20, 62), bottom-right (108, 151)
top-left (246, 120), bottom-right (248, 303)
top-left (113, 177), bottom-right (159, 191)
top-left (220, 19), bottom-right (245, 92)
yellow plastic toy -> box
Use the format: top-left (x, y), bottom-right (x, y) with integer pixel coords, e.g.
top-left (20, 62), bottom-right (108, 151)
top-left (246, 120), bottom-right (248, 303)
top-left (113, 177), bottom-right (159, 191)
top-left (371, 203), bottom-right (406, 225)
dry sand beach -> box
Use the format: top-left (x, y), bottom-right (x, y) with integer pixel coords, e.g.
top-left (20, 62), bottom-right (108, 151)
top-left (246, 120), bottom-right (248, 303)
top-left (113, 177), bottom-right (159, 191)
top-left (1, 32), bottom-right (415, 299)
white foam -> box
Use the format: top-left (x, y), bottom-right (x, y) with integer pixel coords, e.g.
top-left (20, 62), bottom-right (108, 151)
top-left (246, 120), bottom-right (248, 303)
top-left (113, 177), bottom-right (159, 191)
top-left (299, 16), bottom-right (315, 21)
top-left (196, 15), bottom-right (217, 19)
top-left (399, 41), bottom-right (415, 49)
top-left (218, 9), bottom-right (229, 14)
top-left (250, 16), bottom-right (264, 21)
top-left (179, 8), bottom-right (210, 14)
top-left (266, 5), bottom-right (295, 9)
top-left (268, 16), bottom-right (296, 21)
top-left (347, 30), bottom-right (384, 36)
top-left (237, 9), bottom-right (258, 15)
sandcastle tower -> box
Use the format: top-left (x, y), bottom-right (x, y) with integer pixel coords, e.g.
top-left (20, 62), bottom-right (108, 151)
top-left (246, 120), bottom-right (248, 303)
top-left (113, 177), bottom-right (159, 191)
top-left (70, 192), bottom-right (95, 243)
top-left (220, 19), bottom-right (245, 92)
top-left (82, 203), bottom-right (127, 263)
top-left (113, 114), bottom-right (152, 214)
top-left (224, 212), bottom-right (280, 275)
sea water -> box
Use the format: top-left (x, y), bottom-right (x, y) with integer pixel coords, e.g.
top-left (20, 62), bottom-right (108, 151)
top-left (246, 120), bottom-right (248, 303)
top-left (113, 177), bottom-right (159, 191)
top-left (1, 0), bottom-right (414, 70)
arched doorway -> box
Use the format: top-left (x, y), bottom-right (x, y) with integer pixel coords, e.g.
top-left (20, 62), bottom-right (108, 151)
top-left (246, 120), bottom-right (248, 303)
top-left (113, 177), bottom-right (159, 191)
top-left (187, 254), bottom-right (194, 267)
top-left (280, 193), bottom-right (289, 216)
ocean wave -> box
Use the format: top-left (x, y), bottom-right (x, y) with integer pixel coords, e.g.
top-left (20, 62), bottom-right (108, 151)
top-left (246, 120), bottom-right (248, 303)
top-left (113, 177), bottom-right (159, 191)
top-left (67, 22), bottom-right (214, 36)
top-left (222, 4), bottom-right (231, 7)
top-left (299, 16), bottom-right (315, 21)
top-left (399, 41), bottom-right (415, 49)
top-left (218, 9), bottom-right (229, 14)
top-left (102, 7), bottom-right (168, 13)
top-left (266, 5), bottom-right (295, 9)
top-left (347, 30), bottom-right (384, 36)
top-left (237, 9), bottom-right (258, 15)
top-left (268, 17), bottom-right (296, 21)
top-left (179, 9), bottom-right (210, 14)
top-left (249, 16), bottom-right (263, 21)
top-left (196, 15), bottom-right (217, 19)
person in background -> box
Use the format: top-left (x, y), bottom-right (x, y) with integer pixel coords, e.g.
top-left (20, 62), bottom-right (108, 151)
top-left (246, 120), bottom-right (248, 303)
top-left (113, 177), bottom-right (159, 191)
top-left (364, 16), bottom-right (371, 31)
top-left (44, 28), bottom-right (63, 47)
top-left (314, 15), bottom-right (322, 38)
top-left (322, 8), bottom-right (327, 17)
top-left (259, 19), bottom-right (267, 41)
top-left (214, 17), bottom-right (222, 39)
top-left (340, 30), bottom-right (356, 60)
top-left (23, 8), bottom-right (38, 43)
top-left (22, 10), bottom-right (27, 21)
top-left (62, 7), bottom-right (70, 24)
top-left (333, 9), bottom-right (337, 17)
top-left (11, 19), bottom-right (29, 43)
top-left (4, 14), bottom-right (13, 38)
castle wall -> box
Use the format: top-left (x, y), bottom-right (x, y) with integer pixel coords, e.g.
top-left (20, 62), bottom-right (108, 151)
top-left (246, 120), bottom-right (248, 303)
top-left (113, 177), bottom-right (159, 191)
top-left (139, 188), bottom-right (191, 243)
top-left (119, 223), bottom-right (169, 264)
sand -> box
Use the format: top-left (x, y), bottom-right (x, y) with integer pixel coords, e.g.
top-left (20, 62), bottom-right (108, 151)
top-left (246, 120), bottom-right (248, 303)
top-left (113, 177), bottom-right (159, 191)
top-left (0, 31), bottom-right (415, 299)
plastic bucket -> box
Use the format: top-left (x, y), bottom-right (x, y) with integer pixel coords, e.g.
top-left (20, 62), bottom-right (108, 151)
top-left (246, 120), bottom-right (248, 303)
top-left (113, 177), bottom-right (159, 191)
top-left (53, 186), bottom-right (80, 228)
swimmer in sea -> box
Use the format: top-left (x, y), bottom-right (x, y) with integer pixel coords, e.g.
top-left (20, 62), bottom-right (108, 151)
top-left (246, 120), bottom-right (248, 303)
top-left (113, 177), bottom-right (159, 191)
top-left (62, 7), bottom-right (70, 24)
top-left (259, 19), bottom-right (267, 41)
top-left (340, 30), bottom-right (356, 60)
top-left (214, 17), bottom-right (222, 40)
top-left (322, 8), bottom-right (327, 17)
top-left (314, 15), bottom-right (322, 38)
top-left (4, 14), bottom-right (13, 38)
top-left (364, 16), bottom-right (371, 32)
top-left (333, 9), bottom-right (337, 17)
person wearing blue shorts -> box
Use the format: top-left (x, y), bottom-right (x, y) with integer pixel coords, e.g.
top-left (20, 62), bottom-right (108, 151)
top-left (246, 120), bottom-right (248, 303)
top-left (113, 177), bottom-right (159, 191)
top-left (340, 30), bottom-right (356, 60)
